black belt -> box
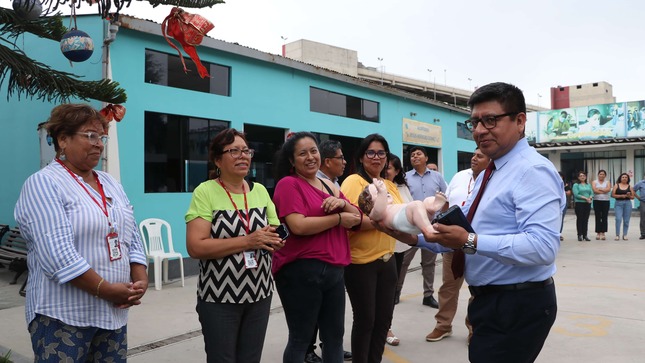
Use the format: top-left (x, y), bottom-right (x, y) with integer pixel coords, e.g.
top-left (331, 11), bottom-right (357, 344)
top-left (468, 277), bottom-right (554, 297)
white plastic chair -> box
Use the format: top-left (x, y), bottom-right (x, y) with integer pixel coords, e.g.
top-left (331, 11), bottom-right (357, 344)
top-left (139, 218), bottom-right (185, 290)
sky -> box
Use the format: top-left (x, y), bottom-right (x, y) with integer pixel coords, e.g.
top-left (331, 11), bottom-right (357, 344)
top-left (12, 0), bottom-right (645, 108)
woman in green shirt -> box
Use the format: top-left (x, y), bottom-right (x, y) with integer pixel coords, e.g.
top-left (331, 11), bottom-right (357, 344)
top-left (572, 171), bottom-right (593, 241)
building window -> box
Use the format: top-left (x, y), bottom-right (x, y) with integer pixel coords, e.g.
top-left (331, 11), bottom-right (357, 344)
top-left (144, 111), bottom-right (229, 193)
top-left (310, 87), bottom-right (379, 122)
top-left (457, 151), bottom-right (473, 172)
top-left (576, 85), bottom-right (582, 89)
top-left (457, 121), bottom-right (474, 141)
top-left (593, 83), bottom-right (598, 87)
top-left (145, 49), bottom-right (230, 96)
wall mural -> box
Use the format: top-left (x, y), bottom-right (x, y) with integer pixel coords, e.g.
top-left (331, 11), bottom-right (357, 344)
top-left (528, 100), bottom-right (645, 144)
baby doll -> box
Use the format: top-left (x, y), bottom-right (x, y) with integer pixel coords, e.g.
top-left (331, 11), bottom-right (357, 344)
top-left (358, 178), bottom-right (447, 241)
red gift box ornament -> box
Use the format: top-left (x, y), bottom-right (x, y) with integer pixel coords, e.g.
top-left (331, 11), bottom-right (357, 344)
top-left (162, 7), bottom-right (214, 79)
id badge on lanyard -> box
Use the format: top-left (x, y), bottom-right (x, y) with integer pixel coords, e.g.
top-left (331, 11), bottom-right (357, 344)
top-left (106, 226), bottom-right (122, 261)
top-left (243, 250), bottom-right (258, 269)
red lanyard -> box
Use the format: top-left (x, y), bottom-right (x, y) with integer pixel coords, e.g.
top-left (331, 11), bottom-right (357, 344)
top-left (462, 176), bottom-right (475, 206)
top-left (218, 178), bottom-right (250, 234)
top-left (56, 159), bottom-right (111, 227)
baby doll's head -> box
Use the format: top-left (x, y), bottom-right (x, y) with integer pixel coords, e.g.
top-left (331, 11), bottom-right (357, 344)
top-left (358, 184), bottom-right (377, 215)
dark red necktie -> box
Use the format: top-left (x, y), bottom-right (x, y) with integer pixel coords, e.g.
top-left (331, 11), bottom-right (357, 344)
top-left (451, 161), bottom-right (496, 278)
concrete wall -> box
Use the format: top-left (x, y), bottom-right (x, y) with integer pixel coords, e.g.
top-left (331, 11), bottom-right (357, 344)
top-left (568, 81), bottom-right (616, 107)
top-left (284, 39), bottom-right (359, 76)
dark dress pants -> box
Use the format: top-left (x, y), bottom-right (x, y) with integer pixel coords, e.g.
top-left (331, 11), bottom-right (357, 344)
top-left (468, 282), bottom-right (557, 363)
top-left (593, 200), bottom-right (610, 233)
top-left (575, 202), bottom-right (591, 237)
top-left (344, 257), bottom-right (397, 363)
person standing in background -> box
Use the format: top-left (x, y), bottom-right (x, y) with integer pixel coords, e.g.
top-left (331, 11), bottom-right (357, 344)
top-left (425, 148), bottom-right (490, 343)
top-left (573, 171), bottom-right (593, 241)
top-left (316, 139), bottom-right (346, 188)
top-left (632, 174), bottom-right (645, 239)
top-left (307, 139), bottom-right (353, 363)
top-left (592, 170), bottom-right (611, 240)
top-left (426, 162), bottom-right (439, 171)
top-left (400, 146), bottom-right (447, 309)
top-left (384, 153), bottom-right (413, 346)
top-left (611, 173), bottom-right (634, 241)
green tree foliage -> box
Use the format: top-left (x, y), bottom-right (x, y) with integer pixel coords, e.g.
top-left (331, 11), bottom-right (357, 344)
top-left (1, 0), bottom-right (225, 104)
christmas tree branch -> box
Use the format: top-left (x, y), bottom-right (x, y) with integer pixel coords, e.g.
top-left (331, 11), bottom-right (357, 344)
top-left (0, 8), bottom-right (67, 42)
top-left (0, 43), bottom-right (126, 103)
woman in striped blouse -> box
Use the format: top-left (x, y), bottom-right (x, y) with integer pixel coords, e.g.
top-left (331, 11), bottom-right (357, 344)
top-left (14, 104), bottom-right (148, 362)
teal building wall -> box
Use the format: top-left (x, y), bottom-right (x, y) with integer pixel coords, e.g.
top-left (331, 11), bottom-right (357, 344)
top-left (1, 15), bottom-right (474, 258)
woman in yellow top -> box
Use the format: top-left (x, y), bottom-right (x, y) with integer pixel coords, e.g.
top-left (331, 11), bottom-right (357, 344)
top-left (340, 133), bottom-right (403, 363)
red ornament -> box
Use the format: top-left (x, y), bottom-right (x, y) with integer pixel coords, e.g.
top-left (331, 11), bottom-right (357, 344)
top-left (162, 7), bottom-right (214, 79)
top-left (100, 104), bottom-right (126, 122)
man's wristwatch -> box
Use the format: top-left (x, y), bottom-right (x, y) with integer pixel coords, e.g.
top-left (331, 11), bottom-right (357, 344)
top-left (463, 233), bottom-right (477, 255)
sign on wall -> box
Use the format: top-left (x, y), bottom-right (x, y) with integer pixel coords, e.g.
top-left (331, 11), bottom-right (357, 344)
top-left (402, 118), bottom-right (442, 148)
top-left (530, 100), bottom-right (645, 143)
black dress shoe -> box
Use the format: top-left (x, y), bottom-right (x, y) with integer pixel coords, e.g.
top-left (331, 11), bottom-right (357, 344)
top-left (304, 351), bottom-right (322, 363)
top-left (639, 235), bottom-right (645, 240)
top-left (423, 295), bottom-right (439, 309)
top-left (583, 236), bottom-right (591, 241)
top-left (577, 235), bottom-right (583, 241)
top-left (343, 350), bottom-right (353, 361)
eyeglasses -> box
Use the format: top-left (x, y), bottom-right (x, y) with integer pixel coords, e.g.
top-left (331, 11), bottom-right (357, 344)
top-left (76, 131), bottom-right (109, 145)
top-left (465, 112), bottom-right (520, 131)
top-left (365, 150), bottom-right (388, 159)
top-left (222, 148), bottom-right (255, 158)
top-left (328, 155), bottom-right (345, 161)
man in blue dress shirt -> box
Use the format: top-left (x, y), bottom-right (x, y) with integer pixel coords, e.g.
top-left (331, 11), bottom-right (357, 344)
top-left (398, 147), bottom-right (447, 309)
top-left (399, 82), bottom-right (564, 363)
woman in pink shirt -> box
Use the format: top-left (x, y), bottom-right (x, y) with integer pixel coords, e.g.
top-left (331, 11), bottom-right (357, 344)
top-left (272, 132), bottom-right (361, 363)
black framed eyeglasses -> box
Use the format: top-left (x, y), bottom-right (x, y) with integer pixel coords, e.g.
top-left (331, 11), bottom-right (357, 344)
top-left (328, 155), bottom-right (345, 161)
top-left (76, 131), bottom-right (109, 145)
top-left (222, 148), bottom-right (255, 158)
top-left (365, 150), bottom-right (388, 159)
top-left (465, 112), bottom-right (520, 131)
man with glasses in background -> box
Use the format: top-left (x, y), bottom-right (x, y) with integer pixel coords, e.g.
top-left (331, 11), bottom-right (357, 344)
top-left (316, 140), bottom-right (347, 188)
top-left (306, 139), bottom-right (352, 363)
top-left (398, 146), bottom-right (447, 309)
top-left (413, 82), bottom-right (564, 362)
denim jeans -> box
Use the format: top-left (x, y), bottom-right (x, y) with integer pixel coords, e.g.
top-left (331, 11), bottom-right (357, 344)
top-left (275, 259), bottom-right (346, 363)
top-left (614, 200), bottom-right (633, 236)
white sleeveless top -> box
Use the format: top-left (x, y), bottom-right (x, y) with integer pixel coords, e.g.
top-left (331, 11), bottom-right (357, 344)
top-left (593, 180), bottom-right (610, 201)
